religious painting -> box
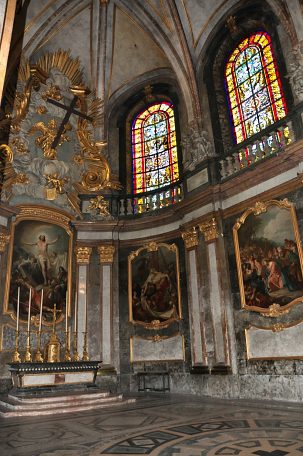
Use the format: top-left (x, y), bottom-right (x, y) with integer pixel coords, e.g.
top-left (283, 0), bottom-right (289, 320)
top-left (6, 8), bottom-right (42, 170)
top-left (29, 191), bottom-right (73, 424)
top-left (4, 206), bottom-right (73, 327)
top-left (128, 242), bottom-right (182, 328)
top-left (233, 199), bottom-right (303, 315)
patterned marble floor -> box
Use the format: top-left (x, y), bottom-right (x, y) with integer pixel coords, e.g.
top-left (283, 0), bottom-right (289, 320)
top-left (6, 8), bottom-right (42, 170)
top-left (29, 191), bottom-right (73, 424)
top-left (1, 393), bottom-right (303, 456)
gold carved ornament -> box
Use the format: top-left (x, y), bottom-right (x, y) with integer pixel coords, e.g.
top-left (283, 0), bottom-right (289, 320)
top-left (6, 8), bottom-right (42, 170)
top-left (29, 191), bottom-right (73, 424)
top-left (75, 246), bottom-right (92, 264)
top-left (98, 245), bottom-right (115, 263)
top-left (44, 173), bottom-right (69, 200)
top-left (0, 145), bottom-right (29, 197)
top-left (87, 195), bottom-right (110, 216)
top-left (0, 233), bottom-right (10, 253)
top-left (261, 303), bottom-right (290, 318)
top-left (199, 217), bottom-right (219, 242)
top-left (76, 119), bottom-right (122, 192)
top-left (28, 119), bottom-right (71, 160)
top-left (181, 227), bottom-right (199, 249)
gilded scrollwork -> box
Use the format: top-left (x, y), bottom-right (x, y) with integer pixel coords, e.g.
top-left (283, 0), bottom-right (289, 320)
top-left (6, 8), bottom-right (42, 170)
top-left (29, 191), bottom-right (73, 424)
top-left (87, 195), bottom-right (110, 216)
top-left (29, 119), bottom-right (71, 160)
top-left (261, 303), bottom-right (290, 318)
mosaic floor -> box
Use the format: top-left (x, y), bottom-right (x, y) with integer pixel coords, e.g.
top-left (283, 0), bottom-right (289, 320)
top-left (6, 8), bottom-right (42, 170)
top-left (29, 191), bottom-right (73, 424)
top-left (1, 393), bottom-right (303, 455)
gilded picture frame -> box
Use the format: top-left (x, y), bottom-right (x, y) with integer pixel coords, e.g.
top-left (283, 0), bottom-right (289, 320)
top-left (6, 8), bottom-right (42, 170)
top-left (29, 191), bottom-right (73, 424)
top-left (4, 205), bottom-right (73, 327)
top-left (233, 199), bottom-right (303, 316)
top-left (128, 241), bottom-right (182, 329)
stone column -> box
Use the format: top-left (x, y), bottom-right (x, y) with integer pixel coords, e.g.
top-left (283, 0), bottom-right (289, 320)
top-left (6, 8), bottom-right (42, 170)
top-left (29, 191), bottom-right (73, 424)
top-left (75, 246), bottom-right (92, 358)
top-left (97, 244), bottom-right (115, 370)
top-left (199, 218), bottom-right (230, 371)
top-left (182, 227), bottom-right (207, 368)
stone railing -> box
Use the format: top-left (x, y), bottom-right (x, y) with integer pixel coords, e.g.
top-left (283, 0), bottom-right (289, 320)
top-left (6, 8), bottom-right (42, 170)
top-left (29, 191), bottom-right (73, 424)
top-left (219, 120), bottom-right (294, 179)
top-left (118, 182), bottom-right (183, 216)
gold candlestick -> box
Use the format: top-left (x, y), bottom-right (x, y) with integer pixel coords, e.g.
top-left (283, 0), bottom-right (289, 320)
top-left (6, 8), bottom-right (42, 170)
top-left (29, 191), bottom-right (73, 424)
top-left (72, 331), bottom-right (80, 361)
top-left (24, 331), bottom-right (32, 362)
top-left (64, 330), bottom-right (71, 361)
top-left (82, 332), bottom-right (89, 361)
top-left (12, 330), bottom-right (21, 363)
top-left (34, 330), bottom-right (44, 362)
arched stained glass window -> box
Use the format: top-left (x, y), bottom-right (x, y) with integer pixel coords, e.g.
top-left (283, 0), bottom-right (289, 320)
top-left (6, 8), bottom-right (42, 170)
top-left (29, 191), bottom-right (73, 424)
top-left (131, 101), bottom-right (179, 194)
top-left (225, 31), bottom-right (287, 144)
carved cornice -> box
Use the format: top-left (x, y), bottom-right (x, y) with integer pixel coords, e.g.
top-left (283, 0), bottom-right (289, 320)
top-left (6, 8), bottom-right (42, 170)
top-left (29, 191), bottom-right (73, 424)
top-left (199, 217), bottom-right (219, 243)
top-left (181, 227), bottom-right (199, 249)
top-left (0, 232), bottom-right (10, 252)
top-left (75, 246), bottom-right (92, 264)
top-left (98, 245), bottom-right (115, 263)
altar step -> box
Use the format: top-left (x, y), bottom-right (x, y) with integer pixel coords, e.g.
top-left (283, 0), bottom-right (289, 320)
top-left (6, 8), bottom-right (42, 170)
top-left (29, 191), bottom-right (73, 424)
top-left (0, 390), bottom-right (136, 417)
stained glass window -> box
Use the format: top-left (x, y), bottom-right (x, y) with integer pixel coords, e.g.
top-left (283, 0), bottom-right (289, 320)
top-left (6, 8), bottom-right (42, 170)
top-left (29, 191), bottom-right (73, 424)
top-left (225, 31), bottom-right (287, 144)
top-left (131, 101), bottom-right (179, 194)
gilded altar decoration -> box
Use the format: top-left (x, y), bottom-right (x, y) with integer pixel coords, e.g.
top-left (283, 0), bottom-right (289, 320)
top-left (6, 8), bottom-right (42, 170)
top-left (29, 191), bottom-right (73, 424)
top-left (199, 217), bottom-right (219, 242)
top-left (0, 232), bottom-right (10, 252)
top-left (44, 173), bottom-right (69, 200)
top-left (88, 195), bottom-right (110, 216)
top-left (98, 245), bottom-right (115, 263)
top-left (4, 206), bottom-right (73, 327)
top-left (10, 137), bottom-right (28, 155)
top-left (76, 119), bottom-right (122, 192)
top-left (75, 246), bottom-right (92, 264)
top-left (181, 227), bottom-right (199, 249)
top-left (128, 242), bottom-right (182, 329)
top-left (29, 119), bottom-right (71, 160)
top-left (233, 199), bottom-right (303, 316)
top-left (42, 84), bottom-right (62, 102)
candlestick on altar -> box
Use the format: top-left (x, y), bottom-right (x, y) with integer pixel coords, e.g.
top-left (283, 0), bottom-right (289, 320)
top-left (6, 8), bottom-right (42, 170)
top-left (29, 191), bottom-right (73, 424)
top-left (39, 289), bottom-right (44, 332)
top-left (82, 331), bottom-right (89, 361)
top-left (16, 287), bottom-right (20, 332)
top-left (64, 329), bottom-right (71, 361)
top-left (24, 331), bottom-right (32, 362)
top-left (24, 288), bottom-right (32, 362)
top-left (72, 331), bottom-right (80, 361)
top-left (74, 291), bottom-right (78, 333)
top-left (27, 287), bottom-right (32, 333)
top-left (12, 330), bottom-right (21, 363)
top-left (34, 330), bottom-right (43, 362)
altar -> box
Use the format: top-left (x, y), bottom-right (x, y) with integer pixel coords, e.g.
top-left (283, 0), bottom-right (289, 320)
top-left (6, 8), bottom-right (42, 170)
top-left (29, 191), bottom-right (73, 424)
top-left (8, 361), bottom-right (100, 389)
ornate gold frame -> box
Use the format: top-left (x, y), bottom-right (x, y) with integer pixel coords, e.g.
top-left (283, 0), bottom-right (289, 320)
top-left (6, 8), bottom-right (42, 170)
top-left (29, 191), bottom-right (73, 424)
top-left (233, 199), bottom-right (303, 316)
top-left (128, 241), bottom-right (182, 329)
top-left (3, 205), bottom-right (73, 327)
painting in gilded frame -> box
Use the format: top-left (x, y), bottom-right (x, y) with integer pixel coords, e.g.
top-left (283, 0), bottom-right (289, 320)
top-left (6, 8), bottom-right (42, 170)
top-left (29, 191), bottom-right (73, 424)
top-left (233, 199), bottom-right (303, 315)
top-left (4, 207), bottom-right (73, 327)
top-left (128, 242), bottom-right (182, 328)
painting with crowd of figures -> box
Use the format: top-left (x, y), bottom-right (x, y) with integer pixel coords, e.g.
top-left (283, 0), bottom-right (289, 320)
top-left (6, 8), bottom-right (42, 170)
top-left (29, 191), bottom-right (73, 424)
top-left (233, 199), bottom-right (303, 315)
top-left (128, 242), bottom-right (182, 328)
top-left (5, 215), bottom-right (72, 326)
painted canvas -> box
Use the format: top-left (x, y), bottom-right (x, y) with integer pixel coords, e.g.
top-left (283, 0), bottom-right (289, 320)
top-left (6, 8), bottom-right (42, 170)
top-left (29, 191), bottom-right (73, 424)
top-left (233, 199), bottom-right (303, 314)
top-left (128, 242), bottom-right (182, 328)
top-left (6, 218), bottom-right (71, 326)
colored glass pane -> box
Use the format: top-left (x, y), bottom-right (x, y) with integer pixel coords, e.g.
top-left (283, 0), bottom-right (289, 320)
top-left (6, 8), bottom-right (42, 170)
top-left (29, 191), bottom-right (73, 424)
top-left (225, 31), bottom-right (287, 144)
top-left (131, 101), bottom-right (179, 194)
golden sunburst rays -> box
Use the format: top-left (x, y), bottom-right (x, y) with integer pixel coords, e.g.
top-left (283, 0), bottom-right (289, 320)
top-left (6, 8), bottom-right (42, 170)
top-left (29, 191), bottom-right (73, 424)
top-left (35, 49), bottom-right (84, 86)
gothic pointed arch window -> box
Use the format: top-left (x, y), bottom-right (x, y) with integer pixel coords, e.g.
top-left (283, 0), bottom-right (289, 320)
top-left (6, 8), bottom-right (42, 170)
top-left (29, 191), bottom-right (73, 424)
top-left (225, 31), bottom-right (287, 144)
top-left (131, 101), bottom-right (179, 194)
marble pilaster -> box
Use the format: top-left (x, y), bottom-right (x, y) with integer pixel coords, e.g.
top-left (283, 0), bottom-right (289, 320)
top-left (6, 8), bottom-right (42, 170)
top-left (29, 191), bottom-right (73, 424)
top-left (199, 218), bottom-right (230, 368)
top-left (98, 245), bottom-right (115, 369)
top-left (75, 246), bottom-right (92, 358)
top-left (182, 228), bottom-right (207, 366)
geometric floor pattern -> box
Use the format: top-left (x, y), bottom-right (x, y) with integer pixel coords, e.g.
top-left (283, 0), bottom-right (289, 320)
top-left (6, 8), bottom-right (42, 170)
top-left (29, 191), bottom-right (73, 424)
top-left (1, 393), bottom-right (303, 455)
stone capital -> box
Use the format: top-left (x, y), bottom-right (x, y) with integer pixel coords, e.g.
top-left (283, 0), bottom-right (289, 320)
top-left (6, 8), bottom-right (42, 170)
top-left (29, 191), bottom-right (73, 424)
top-left (181, 227), bottom-right (199, 249)
top-left (75, 246), bottom-right (92, 264)
top-left (0, 232), bottom-right (10, 253)
top-left (199, 217), bottom-right (219, 243)
top-left (98, 245), bottom-right (115, 263)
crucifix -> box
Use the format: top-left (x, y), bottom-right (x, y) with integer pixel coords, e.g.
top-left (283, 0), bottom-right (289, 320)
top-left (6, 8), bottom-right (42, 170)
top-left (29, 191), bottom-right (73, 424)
top-left (46, 88), bottom-right (93, 150)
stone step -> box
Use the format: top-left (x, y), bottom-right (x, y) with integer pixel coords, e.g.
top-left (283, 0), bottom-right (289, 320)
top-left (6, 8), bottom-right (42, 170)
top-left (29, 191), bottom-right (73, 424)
top-left (0, 393), bottom-right (123, 411)
top-left (8, 390), bottom-right (110, 404)
top-left (0, 396), bottom-right (136, 417)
